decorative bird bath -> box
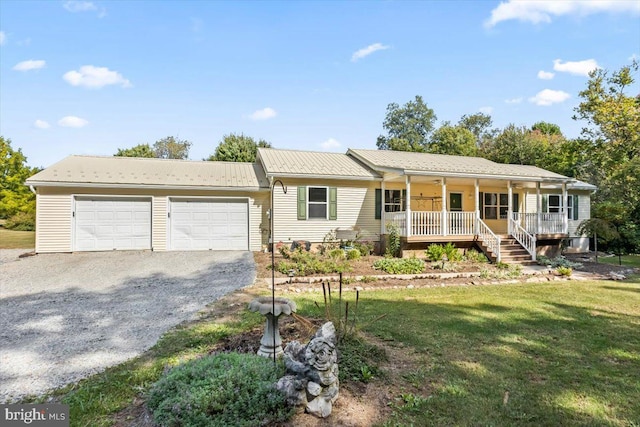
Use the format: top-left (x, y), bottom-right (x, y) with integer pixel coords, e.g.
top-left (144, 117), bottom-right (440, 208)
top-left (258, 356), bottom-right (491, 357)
top-left (248, 296), bottom-right (297, 359)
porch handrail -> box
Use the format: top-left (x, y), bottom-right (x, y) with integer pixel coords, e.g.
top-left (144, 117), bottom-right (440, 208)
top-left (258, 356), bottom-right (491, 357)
top-left (512, 212), bottom-right (566, 234)
top-left (509, 216), bottom-right (536, 261)
top-left (412, 211), bottom-right (441, 236)
top-left (477, 215), bottom-right (501, 262)
top-left (385, 212), bottom-right (406, 236)
top-left (448, 211), bottom-right (476, 235)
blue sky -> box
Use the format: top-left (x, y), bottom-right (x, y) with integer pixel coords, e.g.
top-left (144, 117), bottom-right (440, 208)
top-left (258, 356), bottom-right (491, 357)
top-left (1, 0), bottom-right (639, 168)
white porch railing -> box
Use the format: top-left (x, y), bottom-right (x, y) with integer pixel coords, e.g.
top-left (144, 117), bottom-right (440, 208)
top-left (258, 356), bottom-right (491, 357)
top-left (385, 211), bottom-right (406, 234)
top-left (477, 217), bottom-right (501, 262)
top-left (446, 212), bottom-right (476, 236)
top-left (411, 211), bottom-right (441, 236)
top-left (512, 212), bottom-right (566, 234)
top-left (509, 217), bottom-right (536, 261)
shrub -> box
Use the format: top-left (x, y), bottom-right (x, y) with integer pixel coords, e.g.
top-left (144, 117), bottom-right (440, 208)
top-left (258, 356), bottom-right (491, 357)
top-left (425, 244), bottom-right (445, 261)
top-left (556, 266), bottom-right (573, 276)
top-left (319, 229), bottom-right (340, 255)
top-left (385, 223), bottom-right (401, 258)
top-left (329, 248), bottom-right (346, 260)
top-left (373, 257), bottom-right (425, 274)
top-left (346, 248), bottom-right (361, 260)
top-left (147, 352), bottom-right (293, 427)
top-left (442, 242), bottom-right (463, 262)
top-left (537, 256), bottom-right (582, 269)
top-left (354, 240), bottom-right (374, 257)
top-left (275, 249), bottom-right (351, 276)
top-left (464, 249), bottom-right (488, 263)
top-left (360, 275), bottom-right (378, 283)
top-left (4, 211), bottom-right (35, 231)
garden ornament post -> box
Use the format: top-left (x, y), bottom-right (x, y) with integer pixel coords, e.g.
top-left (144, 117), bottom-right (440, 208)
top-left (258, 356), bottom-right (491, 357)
top-left (270, 179), bottom-right (287, 364)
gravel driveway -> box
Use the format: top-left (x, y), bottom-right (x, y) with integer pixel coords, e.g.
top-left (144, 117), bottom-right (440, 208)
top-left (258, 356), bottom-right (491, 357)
top-left (0, 249), bottom-right (255, 403)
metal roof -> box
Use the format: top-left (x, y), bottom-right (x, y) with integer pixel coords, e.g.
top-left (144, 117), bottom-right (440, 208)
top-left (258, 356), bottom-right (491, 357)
top-left (257, 148), bottom-right (380, 180)
top-left (26, 155), bottom-right (270, 189)
top-left (347, 149), bottom-right (571, 181)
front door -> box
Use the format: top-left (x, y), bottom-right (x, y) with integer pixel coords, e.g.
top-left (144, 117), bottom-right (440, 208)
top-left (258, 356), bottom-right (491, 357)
top-left (449, 193), bottom-right (463, 212)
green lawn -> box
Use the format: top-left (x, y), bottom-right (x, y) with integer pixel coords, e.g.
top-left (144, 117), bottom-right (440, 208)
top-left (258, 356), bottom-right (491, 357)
top-left (0, 228), bottom-right (35, 249)
top-left (597, 254), bottom-right (640, 268)
top-left (30, 277), bottom-right (640, 427)
top-left (294, 277), bottom-right (640, 426)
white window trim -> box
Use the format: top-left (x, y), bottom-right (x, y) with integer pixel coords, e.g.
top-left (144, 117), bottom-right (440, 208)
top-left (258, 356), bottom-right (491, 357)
top-left (547, 194), bottom-right (561, 213)
top-left (483, 192), bottom-right (509, 220)
top-left (307, 186), bottom-right (328, 220)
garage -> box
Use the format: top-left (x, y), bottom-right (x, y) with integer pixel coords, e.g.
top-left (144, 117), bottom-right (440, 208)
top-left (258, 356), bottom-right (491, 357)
top-left (74, 197), bottom-right (152, 251)
top-left (170, 198), bottom-right (249, 251)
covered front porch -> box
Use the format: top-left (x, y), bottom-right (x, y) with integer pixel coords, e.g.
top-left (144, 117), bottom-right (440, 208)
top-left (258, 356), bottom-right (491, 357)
top-left (380, 175), bottom-right (572, 262)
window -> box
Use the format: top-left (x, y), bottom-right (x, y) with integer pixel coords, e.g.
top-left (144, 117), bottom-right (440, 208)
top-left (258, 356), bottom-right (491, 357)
top-left (482, 193), bottom-right (512, 219)
top-left (384, 190), bottom-right (406, 212)
top-left (548, 195), bottom-right (561, 213)
top-left (567, 195), bottom-right (578, 220)
top-left (308, 187), bottom-right (327, 219)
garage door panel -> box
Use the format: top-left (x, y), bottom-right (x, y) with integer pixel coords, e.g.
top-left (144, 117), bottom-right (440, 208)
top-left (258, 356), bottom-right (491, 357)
top-left (170, 199), bottom-right (248, 251)
top-left (75, 198), bottom-right (151, 251)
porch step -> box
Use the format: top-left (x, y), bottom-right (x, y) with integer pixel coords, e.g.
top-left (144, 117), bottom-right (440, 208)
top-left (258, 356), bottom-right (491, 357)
top-left (477, 234), bottom-right (536, 265)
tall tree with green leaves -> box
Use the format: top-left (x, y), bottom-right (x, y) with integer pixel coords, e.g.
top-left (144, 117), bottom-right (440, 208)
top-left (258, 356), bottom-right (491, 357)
top-left (0, 136), bottom-right (39, 218)
top-left (458, 112), bottom-right (495, 146)
top-left (114, 143), bottom-right (155, 158)
top-left (376, 95), bottom-right (437, 152)
top-left (153, 136), bottom-right (192, 159)
top-left (429, 123), bottom-right (478, 156)
top-left (207, 134), bottom-right (271, 162)
top-left (572, 61), bottom-right (640, 253)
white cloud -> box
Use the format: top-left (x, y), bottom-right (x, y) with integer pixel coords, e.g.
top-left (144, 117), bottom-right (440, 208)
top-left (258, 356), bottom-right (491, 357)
top-left (485, 0), bottom-right (640, 28)
top-left (249, 107), bottom-right (277, 121)
top-left (505, 97), bottom-right (523, 104)
top-left (479, 106), bottom-right (493, 114)
top-left (537, 70), bottom-right (555, 80)
top-left (63, 65), bottom-right (132, 89)
top-left (553, 59), bottom-right (599, 76)
top-left (13, 59), bottom-right (46, 71)
top-left (320, 138), bottom-right (341, 151)
top-left (63, 1), bottom-right (97, 12)
top-left (351, 43), bottom-right (390, 62)
top-left (528, 89), bottom-right (570, 106)
top-left (34, 120), bottom-right (50, 129)
top-left (0, 31), bottom-right (6, 46)
top-left (58, 116), bottom-right (88, 128)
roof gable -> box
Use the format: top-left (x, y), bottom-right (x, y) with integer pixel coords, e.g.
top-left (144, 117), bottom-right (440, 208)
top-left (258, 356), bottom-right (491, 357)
top-left (257, 148), bottom-right (379, 180)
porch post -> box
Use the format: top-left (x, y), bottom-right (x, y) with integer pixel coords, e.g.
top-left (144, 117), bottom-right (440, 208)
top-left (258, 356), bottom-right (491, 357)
top-left (474, 179), bottom-right (479, 234)
top-left (381, 180), bottom-right (386, 235)
top-left (536, 182), bottom-right (541, 234)
top-left (562, 182), bottom-right (568, 234)
top-left (441, 178), bottom-right (447, 236)
top-left (405, 175), bottom-right (412, 238)
top-left (507, 180), bottom-right (513, 235)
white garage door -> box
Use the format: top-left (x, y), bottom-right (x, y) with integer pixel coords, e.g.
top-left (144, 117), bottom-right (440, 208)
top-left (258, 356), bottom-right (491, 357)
top-left (170, 199), bottom-right (249, 250)
top-left (74, 197), bottom-right (151, 251)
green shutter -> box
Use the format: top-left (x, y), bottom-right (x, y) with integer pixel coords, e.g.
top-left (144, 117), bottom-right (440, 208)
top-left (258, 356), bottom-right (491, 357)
top-left (542, 195), bottom-right (548, 213)
top-left (512, 193), bottom-right (519, 213)
top-left (297, 187), bottom-right (306, 220)
top-left (375, 189), bottom-right (382, 220)
top-left (329, 187), bottom-right (337, 220)
top-left (479, 192), bottom-right (484, 219)
top-left (573, 195), bottom-right (579, 220)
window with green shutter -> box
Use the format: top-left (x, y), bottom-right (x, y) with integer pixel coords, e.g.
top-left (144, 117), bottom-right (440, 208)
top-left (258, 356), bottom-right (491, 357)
top-left (298, 186), bottom-right (337, 220)
top-left (297, 187), bottom-right (306, 220)
top-left (375, 189), bottom-right (382, 219)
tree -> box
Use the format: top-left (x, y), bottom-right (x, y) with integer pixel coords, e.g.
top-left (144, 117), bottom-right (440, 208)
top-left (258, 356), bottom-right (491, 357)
top-left (153, 136), bottom-right (192, 159)
top-left (480, 124), bottom-right (547, 165)
top-left (207, 134), bottom-right (271, 162)
top-left (531, 121), bottom-right (562, 136)
top-left (114, 143), bottom-right (155, 158)
top-left (458, 112), bottom-right (495, 146)
top-left (572, 61), bottom-right (640, 253)
top-left (429, 123), bottom-right (478, 156)
top-left (114, 137), bottom-right (192, 159)
top-left (376, 95), bottom-right (437, 152)
top-left (0, 136), bottom-right (39, 219)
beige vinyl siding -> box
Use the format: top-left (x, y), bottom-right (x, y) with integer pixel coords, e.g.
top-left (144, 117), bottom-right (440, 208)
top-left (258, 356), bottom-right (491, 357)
top-left (35, 192), bottom-right (73, 253)
top-left (34, 186), bottom-right (268, 253)
top-left (272, 179), bottom-right (380, 244)
top-left (568, 190), bottom-right (591, 237)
